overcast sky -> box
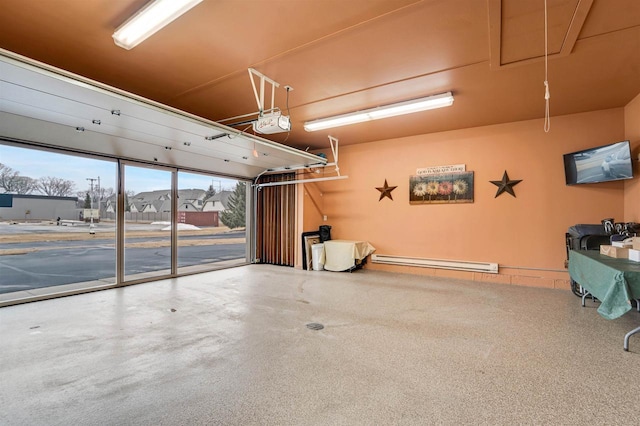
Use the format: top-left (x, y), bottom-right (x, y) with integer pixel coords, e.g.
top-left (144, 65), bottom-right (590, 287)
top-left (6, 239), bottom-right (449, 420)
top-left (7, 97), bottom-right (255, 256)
top-left (0, 144), bottom-right (238, 195)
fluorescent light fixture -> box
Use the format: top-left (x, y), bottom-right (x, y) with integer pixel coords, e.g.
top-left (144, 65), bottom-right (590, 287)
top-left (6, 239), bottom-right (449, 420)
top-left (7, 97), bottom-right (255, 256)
top-left (112, 0), bottom-right (203, 50)
top-left (304, 92), bottom-right (454, 132)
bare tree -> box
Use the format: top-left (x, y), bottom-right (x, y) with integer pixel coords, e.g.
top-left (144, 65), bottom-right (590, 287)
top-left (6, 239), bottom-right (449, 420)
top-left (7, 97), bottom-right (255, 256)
top-left (0, 163), bottom-right (36, 194)
top-left (37, 176), bottom-right (76, 197)
top-left (0, 163), bottom-right (17, 191)
top-left (95, 186), bottom-right (114, 204)
top-left (12, 176), bottom-right (38, 194)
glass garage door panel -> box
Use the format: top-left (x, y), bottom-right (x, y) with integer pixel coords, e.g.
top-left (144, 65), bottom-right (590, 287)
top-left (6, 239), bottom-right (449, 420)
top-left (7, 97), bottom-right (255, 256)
top-left (176, 172), bottom-right (247, 273)
top-left (0, 143), bottom-right (117, 297)
top-left (123, 165), bottom-right (173, 281)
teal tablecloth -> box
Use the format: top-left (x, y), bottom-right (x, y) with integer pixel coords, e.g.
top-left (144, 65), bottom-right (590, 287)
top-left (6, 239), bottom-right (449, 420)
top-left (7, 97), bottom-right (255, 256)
top-left (569, 250), bottom-right (640, 319)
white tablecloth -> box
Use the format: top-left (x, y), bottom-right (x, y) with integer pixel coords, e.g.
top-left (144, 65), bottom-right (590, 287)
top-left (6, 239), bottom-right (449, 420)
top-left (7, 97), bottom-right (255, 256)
top-left (320, 240), bottom-right (376, 271)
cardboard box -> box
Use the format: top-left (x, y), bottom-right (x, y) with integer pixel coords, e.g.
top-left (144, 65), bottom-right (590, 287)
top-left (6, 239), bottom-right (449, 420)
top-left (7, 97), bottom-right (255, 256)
top-left (600, 245), bottom-right (629, 258)
top-left (633, 237), bottom-right (640, 250)
top-left (629, 249), bottom-right (640, 262)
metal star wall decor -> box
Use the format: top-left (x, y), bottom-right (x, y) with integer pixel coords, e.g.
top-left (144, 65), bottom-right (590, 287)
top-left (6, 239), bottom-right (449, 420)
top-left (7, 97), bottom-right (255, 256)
top-left (376, 179), bottom-right (397, 201)
top-left (490, 170), bottom-right (522, 198)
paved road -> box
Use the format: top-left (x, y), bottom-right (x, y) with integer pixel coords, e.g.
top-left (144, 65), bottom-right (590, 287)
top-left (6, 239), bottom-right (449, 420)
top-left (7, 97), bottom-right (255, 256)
top-left (1, 230), bottom-right (246, 250)
top-left (0, 236), bottom-right (245, 294)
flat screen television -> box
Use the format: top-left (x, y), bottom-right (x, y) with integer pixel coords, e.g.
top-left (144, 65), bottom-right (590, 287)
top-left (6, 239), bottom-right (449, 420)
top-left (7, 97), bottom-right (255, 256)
top-left (563, 140), bottom-right (633, 185)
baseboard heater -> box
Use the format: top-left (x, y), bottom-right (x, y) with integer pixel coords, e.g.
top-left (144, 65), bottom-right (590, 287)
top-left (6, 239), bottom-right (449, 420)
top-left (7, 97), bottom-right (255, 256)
top-left (371, 254), bottom-right (499, 274)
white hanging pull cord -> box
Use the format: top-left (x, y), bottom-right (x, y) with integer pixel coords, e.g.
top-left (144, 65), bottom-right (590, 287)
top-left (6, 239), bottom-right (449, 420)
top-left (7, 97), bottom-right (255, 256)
top-left (543, 0), bottom-right (551, 132)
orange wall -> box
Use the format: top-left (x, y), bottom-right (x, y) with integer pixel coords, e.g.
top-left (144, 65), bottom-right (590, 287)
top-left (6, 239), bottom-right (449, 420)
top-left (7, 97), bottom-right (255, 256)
top-left (302, 181), bottom-right (326, 232)
top-left (302, 108), bottom-right (627, 289)
top-left (624, 93), bottom-right (640, 221)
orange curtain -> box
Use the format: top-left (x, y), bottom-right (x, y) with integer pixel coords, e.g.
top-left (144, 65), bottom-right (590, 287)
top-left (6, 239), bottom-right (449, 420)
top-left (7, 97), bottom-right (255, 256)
top-left (256, 173), bottom-right (296, 266)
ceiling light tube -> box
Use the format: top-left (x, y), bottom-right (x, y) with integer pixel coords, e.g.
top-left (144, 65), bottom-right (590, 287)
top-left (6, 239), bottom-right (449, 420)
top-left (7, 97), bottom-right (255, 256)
top-left (304, 92), bottom-right (454, 132)
top-left (112, 0), bottom-right (203, 50)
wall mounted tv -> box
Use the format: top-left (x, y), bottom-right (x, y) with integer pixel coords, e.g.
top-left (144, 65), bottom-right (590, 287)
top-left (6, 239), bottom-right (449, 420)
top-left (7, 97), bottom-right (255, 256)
top-left (563, 140), bottom-right (633, 185)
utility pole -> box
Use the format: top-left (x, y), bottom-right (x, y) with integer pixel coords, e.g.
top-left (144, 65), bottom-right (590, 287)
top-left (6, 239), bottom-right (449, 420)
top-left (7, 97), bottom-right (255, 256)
top-left (96, 176), bottom-right (101, 215)
top-left (87, 177), bottom-right (98, 235)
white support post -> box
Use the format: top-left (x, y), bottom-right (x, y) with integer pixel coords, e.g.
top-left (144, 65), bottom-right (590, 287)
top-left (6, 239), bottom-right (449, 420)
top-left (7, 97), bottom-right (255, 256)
top-left (248, 68), bottom-right (280, 115)
top-left (248, 68), bottom-right (261, 112)
top-left (270, 82), bottom-right (276, 111)
top-left (328, 136), bottom-right (340, 176)
top-left (259, 77), bottom-right (265, 113)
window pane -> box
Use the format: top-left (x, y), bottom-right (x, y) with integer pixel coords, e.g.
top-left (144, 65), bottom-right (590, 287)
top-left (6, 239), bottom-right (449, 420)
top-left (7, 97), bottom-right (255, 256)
top-left (177, 172), bottom-right (247, 273)
top-left (0, 144), bottom-right (116, 299)
top-left (123, 165), bottom-right (173, 281)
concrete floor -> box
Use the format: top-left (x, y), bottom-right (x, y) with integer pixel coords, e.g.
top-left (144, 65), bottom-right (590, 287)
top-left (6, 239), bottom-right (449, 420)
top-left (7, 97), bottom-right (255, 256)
top-left (1, 265), bottom-right (640, 425)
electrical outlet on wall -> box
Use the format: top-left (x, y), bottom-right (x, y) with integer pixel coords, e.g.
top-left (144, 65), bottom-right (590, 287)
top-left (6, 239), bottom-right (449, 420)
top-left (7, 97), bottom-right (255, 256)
top-left (323, 215), bottom-right (328, 221)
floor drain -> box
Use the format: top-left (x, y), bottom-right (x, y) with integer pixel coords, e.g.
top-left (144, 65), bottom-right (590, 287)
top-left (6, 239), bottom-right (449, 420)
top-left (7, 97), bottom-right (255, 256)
top-left (306, 322), bottom-right (324, 330)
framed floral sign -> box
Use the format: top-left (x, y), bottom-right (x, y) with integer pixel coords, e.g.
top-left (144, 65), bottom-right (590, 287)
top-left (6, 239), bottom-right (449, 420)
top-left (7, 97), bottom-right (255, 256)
top-left (409, 171), bottom-right (474, 204)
